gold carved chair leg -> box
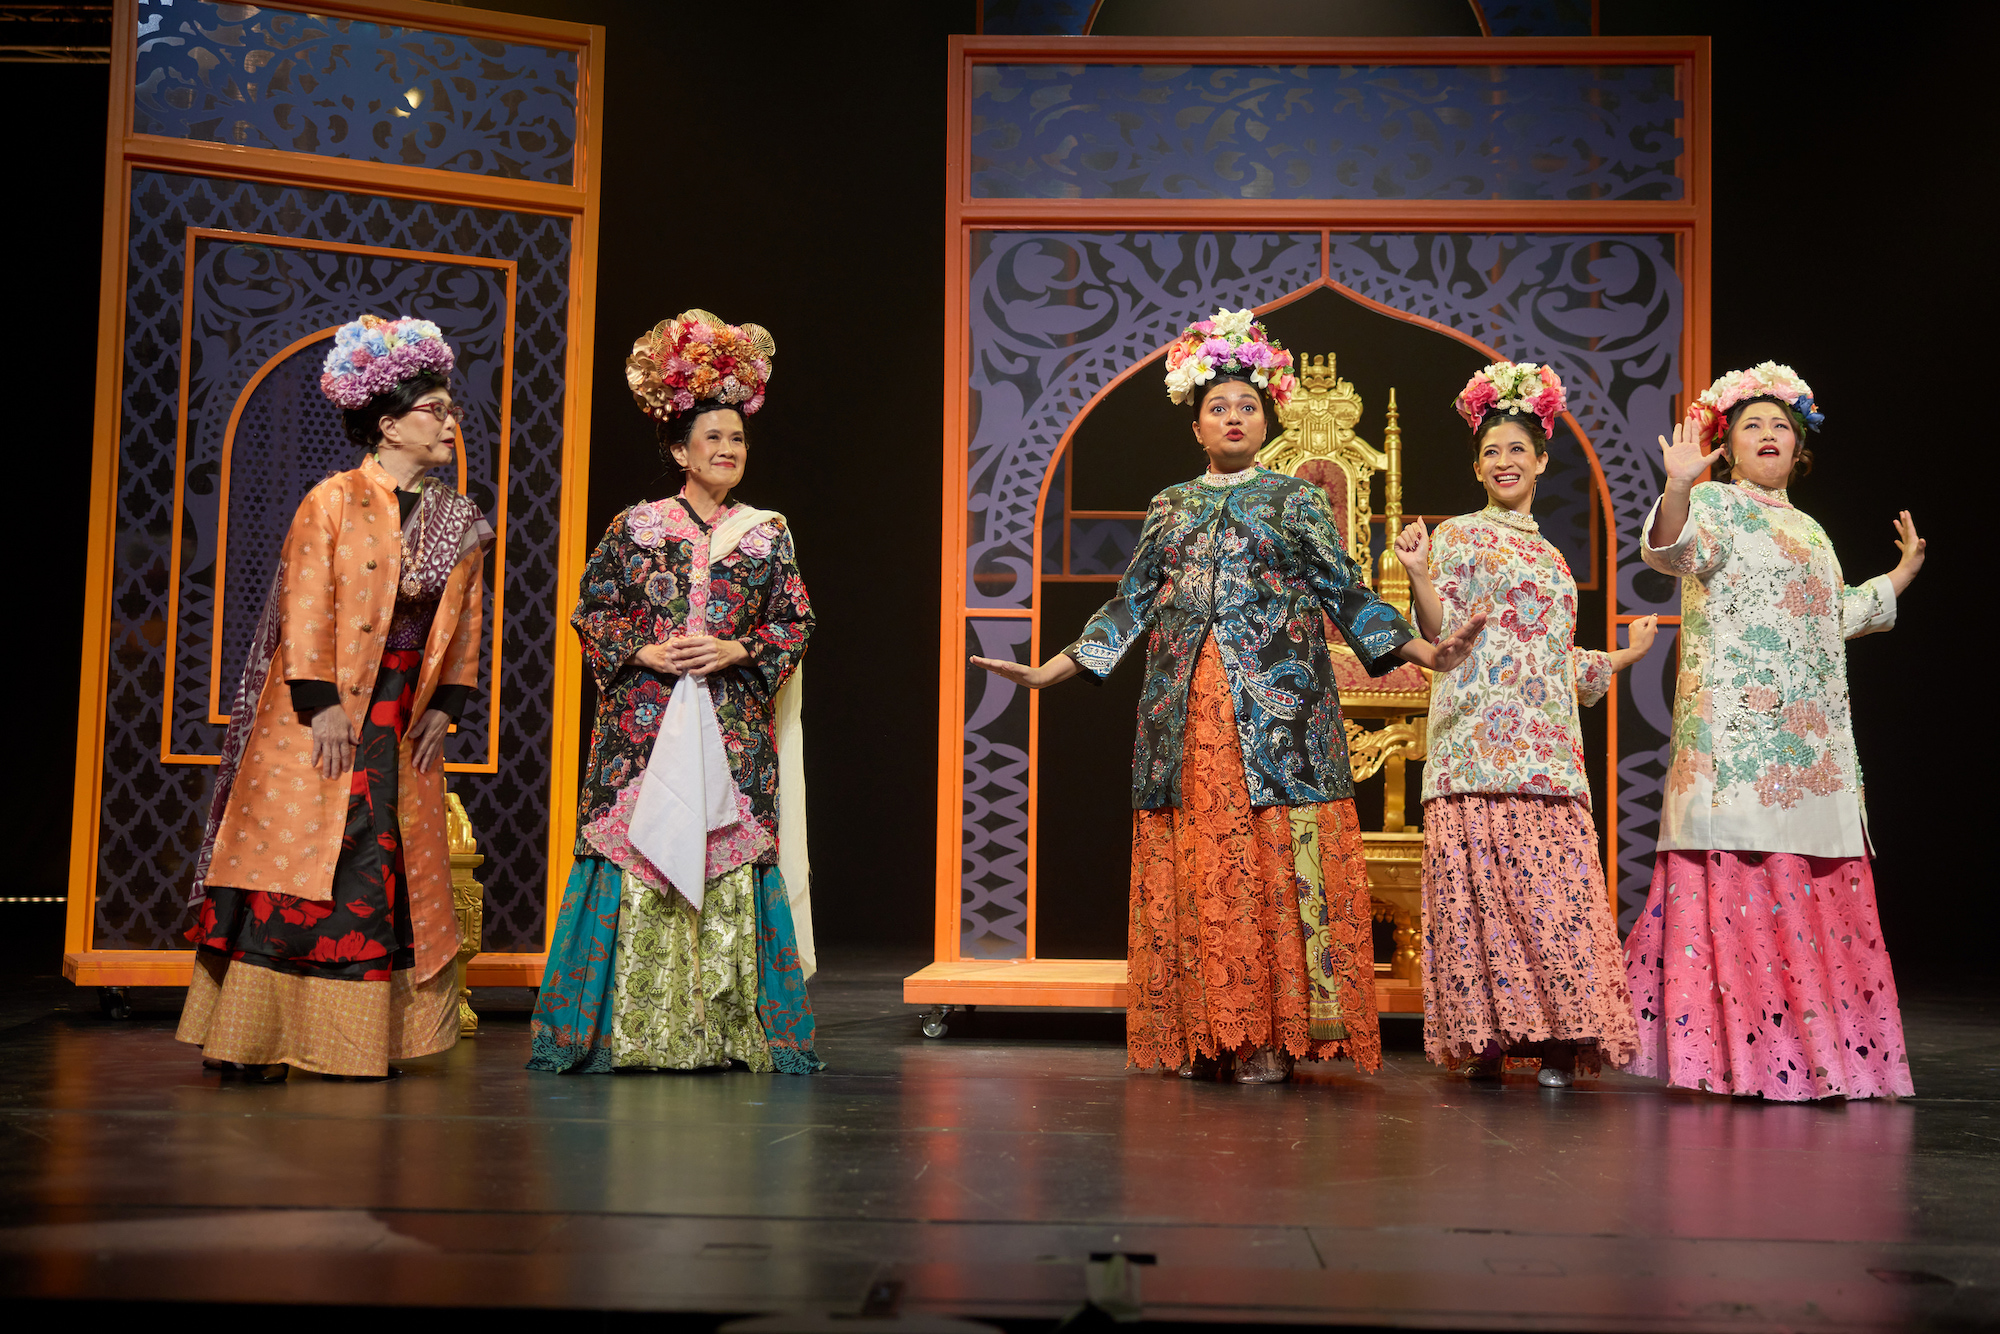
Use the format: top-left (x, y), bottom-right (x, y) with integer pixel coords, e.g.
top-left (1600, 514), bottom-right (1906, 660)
top-left (445, 791), bottom-right (486, 1037)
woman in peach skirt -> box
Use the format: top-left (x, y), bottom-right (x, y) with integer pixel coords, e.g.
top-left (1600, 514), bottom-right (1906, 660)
top-left (1396, 362), bottom-right (1656, 1088)
top-left (973, 309), bottom-right (1481, 1083)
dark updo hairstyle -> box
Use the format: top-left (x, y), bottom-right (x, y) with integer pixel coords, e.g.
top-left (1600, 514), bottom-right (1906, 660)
top-left (1716, 395), bottom-right (1814, 482)
top-left (657, 398), bottom-right (749, 465)
top-left (340, 369), bottom-right (449, 451)
top-left (1471, 408), bottom-right (1549, 461)
top-left (1192, 372), bottom-right (1274, 431)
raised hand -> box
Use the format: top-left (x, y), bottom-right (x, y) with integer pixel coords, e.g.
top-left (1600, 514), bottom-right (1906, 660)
top-left (1393, 517), bottom-right (1430, 576)
top-left (1659, 417), bottom-right (1726, 491)
top-left (1627, 614), bottom-right (1660, 657)
top-left (1888, 510), bottom-right (1925, 595)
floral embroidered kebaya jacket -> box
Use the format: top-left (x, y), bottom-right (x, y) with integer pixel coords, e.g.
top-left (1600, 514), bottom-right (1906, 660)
top-left (1422, 506), bottom-right (1613, 804)
top-left (1065, 467), bottom-right (1415, 810)
top-left (572, 497), bottom-right (812, 860)
top-left (1642, 479), bottom-right (1895, 857)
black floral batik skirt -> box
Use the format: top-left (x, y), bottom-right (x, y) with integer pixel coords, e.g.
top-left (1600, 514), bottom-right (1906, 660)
top-left (179, 649), bottom-right (459, 1075)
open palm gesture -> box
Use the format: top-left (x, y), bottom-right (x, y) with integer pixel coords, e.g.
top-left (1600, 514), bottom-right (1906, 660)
top-left (1659, 416), bottom-right (1726, 489)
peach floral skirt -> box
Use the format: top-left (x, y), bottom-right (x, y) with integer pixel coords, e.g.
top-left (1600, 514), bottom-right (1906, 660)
top-left (1126, 640), bottom-right (1380, 1073)
top-left (1420, 793), bottom-right (1637, 1072)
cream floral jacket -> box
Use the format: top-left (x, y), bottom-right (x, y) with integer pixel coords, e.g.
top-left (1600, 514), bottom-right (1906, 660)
top-left (1642, 479), bottom-right (1895, 857)
top-left (1423, 506), bottom-right (1612, 804)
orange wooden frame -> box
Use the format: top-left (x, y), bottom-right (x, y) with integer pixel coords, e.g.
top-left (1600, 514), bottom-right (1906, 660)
top-left (66, 0), bottom-right (606, 989)
top-left (156, 229), bottom-right (511, 770)
top-left (918, 35), bottom-right (1711, 1010)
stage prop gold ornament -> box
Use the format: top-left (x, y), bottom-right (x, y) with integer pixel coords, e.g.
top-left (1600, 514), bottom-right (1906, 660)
top-left (445, 791), bottom-right (485, 1037)
top-left (1258, 353), bottom-right (1430, 1003)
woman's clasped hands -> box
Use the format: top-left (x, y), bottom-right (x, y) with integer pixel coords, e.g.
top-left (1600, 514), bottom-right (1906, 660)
top-left (636, 635), bottom-right (750, 678)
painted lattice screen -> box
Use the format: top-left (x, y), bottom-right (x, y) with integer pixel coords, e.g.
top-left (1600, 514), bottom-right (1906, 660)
top-left (934, 36), bottom-right (1711, 973)
top-left (68, 0), bottom-right (605, 986)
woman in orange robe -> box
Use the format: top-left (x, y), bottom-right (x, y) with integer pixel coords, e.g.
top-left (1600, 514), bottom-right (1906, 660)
top-left (177, 315), bottom-right (492, 1082)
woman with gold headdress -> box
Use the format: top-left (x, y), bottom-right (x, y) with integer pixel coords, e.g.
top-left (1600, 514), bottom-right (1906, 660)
top-left (178, 315), bottom-right (493, 1082)
top-left (974, 309), bottom-right (1484, 1084)
top-left (528, 310), bottom-right (820, 1074)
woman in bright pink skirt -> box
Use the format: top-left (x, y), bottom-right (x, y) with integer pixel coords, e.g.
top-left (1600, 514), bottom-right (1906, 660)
top-left (1630, 363), bottom-right (1926, 1100)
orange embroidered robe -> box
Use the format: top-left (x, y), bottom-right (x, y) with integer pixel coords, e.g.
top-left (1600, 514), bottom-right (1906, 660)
top-left (206, 456), bottom-right (484, 981)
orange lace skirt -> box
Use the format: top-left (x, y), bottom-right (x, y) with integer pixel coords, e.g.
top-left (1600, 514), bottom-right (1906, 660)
top-left (1126, 639), bottom-right (1381, 1072)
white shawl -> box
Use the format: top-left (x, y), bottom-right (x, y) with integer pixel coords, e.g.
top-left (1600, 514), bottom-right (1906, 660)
top-left (625, 505), bottom-right (815, 978)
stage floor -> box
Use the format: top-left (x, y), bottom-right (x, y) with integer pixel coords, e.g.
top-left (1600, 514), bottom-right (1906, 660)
top-left (1, 950), bottom-right (1995, 1331)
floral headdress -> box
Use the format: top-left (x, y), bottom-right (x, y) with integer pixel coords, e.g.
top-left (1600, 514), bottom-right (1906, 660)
top-left (1162, 307), bottom-right (1299, 406)
top-left (626, 309), bottom-right (776, 421)
top-left (319, 314), bottom-right (455, 409)
top-left (1691, 361), bottom-right (1824, 444)
top-left (1453, 361), bottom-right (1566, 438)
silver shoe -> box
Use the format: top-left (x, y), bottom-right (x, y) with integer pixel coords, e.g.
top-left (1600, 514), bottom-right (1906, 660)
top-left (1537, 1065), bottom-right (1573, 1089)
top-left (1232, 1047), bottom-right (1293, 1084)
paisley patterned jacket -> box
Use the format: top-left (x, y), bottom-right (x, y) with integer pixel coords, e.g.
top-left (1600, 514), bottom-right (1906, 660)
top-left (1063, 468), bottom-right (1415, 810)
top-left (572, 497), bottom-right (812, 858)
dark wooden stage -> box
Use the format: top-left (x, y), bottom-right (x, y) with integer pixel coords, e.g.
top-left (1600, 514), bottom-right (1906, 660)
top-left (2, 949), bottom-right (1994, 1332)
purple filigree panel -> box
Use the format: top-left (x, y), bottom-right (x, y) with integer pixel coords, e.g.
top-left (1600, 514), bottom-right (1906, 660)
top-left (962, 230), bottom-right (1319, 956)
top-left (964, 618), bottom-right (1032, 956)
top-left (971, 64), bottom-right (1681, 202)
top-left (134, 1), bottom-right (578, 184)
top-left (103, 170), bottom-right (570, 954)
top-left (172, 235), bottom-right (509, 770)
top-left (1320, 232), bottom-right (1681, 923)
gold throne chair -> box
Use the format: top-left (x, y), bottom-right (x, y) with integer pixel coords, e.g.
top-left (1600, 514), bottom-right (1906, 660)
top-left (1257, 354), bottom-right (1429, 1012)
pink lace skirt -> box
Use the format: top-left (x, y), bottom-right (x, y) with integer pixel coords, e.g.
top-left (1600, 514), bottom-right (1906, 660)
top-left (1623, 850), bottom-right (1913, 1101)
top-left (1420, 794), bottom-right (1638, 1070)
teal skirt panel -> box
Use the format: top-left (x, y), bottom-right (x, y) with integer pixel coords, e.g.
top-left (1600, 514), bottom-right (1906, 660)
top-left (526, 857), bottom-right (619, 1073)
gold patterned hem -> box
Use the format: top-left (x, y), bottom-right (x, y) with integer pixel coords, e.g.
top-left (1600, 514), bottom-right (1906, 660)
top-left (176, 953), bottom-right (460, 1076)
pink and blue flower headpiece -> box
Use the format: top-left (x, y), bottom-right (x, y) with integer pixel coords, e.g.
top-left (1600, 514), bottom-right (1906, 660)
top-left (1163, 308), bottom-right (1298, 406)
top-left (319, 314), bottom-right (455, 409)
top-left (1454, 361), bottom-right (1566, 437)
top-left (1691, 362), bottom-right (1824, 444)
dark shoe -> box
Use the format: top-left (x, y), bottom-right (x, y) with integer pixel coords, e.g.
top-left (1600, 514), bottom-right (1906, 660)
top-left (1176, 1053), bottom-right (1218, 1079)
top-left (1233, 1047), bottom-right (1293, 1084)
top-left (319, 1068), bottom-right (400, 1082)
top-left (242, 1063), bottom-right (289, 1084)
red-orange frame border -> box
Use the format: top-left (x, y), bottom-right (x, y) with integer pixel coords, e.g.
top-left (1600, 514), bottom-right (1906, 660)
top-left (157, 229), bottom-right (512, 770)
top-left (67, 0), bottom-right (607, 989)
top-left (934, 35), bottom-right (1712, 972)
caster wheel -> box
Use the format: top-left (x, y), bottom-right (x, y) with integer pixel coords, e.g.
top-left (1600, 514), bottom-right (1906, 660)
top-left (99, 987), bottom-right (132, 1021)
top-left (920, 1005), bottom-right (950, 1039)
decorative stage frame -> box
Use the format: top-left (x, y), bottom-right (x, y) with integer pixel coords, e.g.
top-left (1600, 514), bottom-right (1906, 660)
top-left (910, 34), bottom-right (1712, 1016)
top-left (66, 0), bottom-right (605, 989)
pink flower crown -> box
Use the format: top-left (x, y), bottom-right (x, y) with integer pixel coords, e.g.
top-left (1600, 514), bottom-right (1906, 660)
top-left (319, 314), bottom-right (455, 409)
top-left (1454, 360), bottom-right (1567, 437)
top-left (1690, 362), bottom-right (1824, 444)
top-left (1162, 307), bottom-right (1298, 406)
top-left (627, 309), bottom-right (776, 421)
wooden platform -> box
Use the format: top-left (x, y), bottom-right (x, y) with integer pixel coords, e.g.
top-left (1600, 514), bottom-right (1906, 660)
top-left (904, 959), bottom-right (1423, 1014)
top-left (62, 951), bottom-right (548, 987)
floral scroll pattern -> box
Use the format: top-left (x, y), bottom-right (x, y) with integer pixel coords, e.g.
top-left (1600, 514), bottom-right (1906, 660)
top-left (962, 231), bottom-right (1319, 955)
top-left (971, 64), bottom-right (1682, 202)
top-left (102, 171), bottom-right (571, 954)
top-left (172, 235), bottom-right (510, 768)
top-left (135, 1), bottom-right (578, 184)
top-left (1318, 232), bottom-right (1682, 926)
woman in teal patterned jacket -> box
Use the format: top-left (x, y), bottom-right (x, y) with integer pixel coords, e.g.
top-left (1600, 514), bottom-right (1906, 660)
top-left (976, 308), bottom-right (1482, 1084)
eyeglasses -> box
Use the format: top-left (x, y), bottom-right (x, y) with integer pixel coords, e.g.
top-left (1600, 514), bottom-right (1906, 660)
top-left (402, 402), bottom-right (463, 426)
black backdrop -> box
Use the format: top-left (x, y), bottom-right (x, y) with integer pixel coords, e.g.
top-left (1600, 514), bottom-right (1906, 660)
top-left (14, 1), bottom-right (1990, 984)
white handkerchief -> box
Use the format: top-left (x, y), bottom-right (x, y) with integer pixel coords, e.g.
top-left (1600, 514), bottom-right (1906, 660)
top-left (627, 673), bottom-right (739, 910)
